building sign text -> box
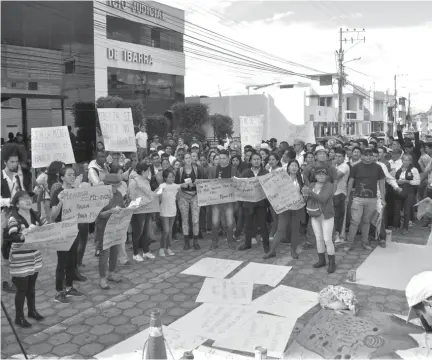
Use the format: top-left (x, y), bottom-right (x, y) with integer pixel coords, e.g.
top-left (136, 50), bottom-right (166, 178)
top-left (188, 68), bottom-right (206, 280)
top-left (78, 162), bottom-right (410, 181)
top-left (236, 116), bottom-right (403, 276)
top-left (106, 0), bottom-right (164, 20)
top-left (107, 48), bottom-right (153, 65)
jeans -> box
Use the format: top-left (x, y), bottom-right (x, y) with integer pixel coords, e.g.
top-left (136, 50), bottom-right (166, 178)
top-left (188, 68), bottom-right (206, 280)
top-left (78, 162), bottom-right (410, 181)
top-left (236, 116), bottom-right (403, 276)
top-left (212, 203), bottom-right (235, 242)
top-left (234, 205), bottom-right (245, 238)
top-left (270, 208), bottom-right (304, 253)
top-left (244, 207), bottom-right (269, 248)
top-left (161, 216), bottom-right (175, 248)
top-left (347, 197), bottom-right (377, 245)
top-left (13, 273), bottom-right (38, 319)
top-left (333, 193), bottom-right (346, 234)
top-left (199, 206), bottom-right (207, 231)
top-left (56, 235), bottom-right (78, 291)
top-left (77, 223), bottom-right (89, 266)
top-left (131, 213), bottom-right (152, 255)
top-left (178, 194), bottom-right (200, 236)
top-left (394, 190), bottom-right (416, 230)
top-left (99, 244), bottom-right (120, 278)
top-left (311, 215), bottom-right (335, 255)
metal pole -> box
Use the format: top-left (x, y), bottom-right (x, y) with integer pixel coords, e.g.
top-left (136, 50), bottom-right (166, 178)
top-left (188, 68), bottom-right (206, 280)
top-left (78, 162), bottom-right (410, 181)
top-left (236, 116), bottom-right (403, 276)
top-left (338, 28), bottom-right (344, 136)
top-left (1, 300), bottom-right (28, 359)
top-left (394, 74), bottom-right (397, 130)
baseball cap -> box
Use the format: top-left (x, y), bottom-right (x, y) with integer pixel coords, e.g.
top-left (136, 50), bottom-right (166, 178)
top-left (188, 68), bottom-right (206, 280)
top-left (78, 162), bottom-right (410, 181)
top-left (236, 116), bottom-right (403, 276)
top-left (191, 143), bottom-right (199, 149)
top-left (316, 168), bottom-right (328, 175)
top-left (260, 143), bottom-right (269, 150)
top-left (406, 271), bottom-right (432, 323)
top-left (314, 145), bottom-right (328, 154)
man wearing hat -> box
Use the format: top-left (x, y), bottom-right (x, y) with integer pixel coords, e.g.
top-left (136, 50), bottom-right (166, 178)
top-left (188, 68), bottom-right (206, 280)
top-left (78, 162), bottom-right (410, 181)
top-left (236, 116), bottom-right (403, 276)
top-left (406, 271), bottom-right (432, 333)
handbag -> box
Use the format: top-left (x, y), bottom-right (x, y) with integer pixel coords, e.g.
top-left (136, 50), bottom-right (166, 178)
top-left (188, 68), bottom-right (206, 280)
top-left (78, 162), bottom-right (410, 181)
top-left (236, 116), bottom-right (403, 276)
top-left (306, 197), bottom-right (322, 217)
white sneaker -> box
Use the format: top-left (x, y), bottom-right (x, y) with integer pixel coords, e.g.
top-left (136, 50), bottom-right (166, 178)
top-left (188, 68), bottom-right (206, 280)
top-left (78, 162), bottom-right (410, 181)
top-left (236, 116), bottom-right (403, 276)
top-left (166, 248), bottom-right (175, 256)
top-left (159, 249), bottom-right (166, 257)
top-left (251, 238), bottom-right (258, 245)
top-left (334, 233), bottom-right (344, 244)
top-left (143, 252), bottom-right (156, 259)
top-left (133, 254), bottom-right (144, 262)
top-left (269, 236), bottom-right (274, 242)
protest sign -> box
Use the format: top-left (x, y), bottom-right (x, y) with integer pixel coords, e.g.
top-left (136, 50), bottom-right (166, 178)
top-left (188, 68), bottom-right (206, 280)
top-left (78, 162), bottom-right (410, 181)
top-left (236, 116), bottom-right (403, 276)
top-left (134, 197), bottom-right (160, 214)
top-left (233, 176), bottom-right (266, 202)
top-left (62, 186), bottom-right (112, 223)
top-left (97, 108), bottom-right (136, 152)
top-left (24, 220), bottom-right (78, 251)
top-left (259, 169), bottom-right (305, 214)
top-left (239, 115), bottom-right (264, 147)
top-left (414, 197), bottom-right (432, 220)
top-left (285, 121), bottom-right (316, 145)
top-left (196, 179), bottom-right (236, 206)
top-left (31, 126), bottom-right (75, 168)
top-left (103, 208), bottom-right (134, 250)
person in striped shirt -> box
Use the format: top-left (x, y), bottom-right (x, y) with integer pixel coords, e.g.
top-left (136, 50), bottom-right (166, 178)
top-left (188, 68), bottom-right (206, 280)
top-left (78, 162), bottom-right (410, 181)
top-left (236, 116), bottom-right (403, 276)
top-left (6, 190), bottom-right (46, 328)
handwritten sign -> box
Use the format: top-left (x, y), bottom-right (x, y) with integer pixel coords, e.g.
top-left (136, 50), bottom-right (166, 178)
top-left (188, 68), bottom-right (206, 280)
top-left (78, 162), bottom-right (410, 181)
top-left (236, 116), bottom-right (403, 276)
top-left (196, 278), bottom-right (253, 305)
top-left (133, 197), bottom-right (160, 214)
top-left (231, 262), bottom-right (292, 287)
top-left (194, 346), bottom-right (252, 360)
top-left (181, 257), bottom-right (243, 279)
top-left (251, 285), bottom-right (318, 319)
top-left (31, 126), bottom-right (75, 168)
top-left (233, 176), bottom-right (266, 202)
top-left (415, 197), bottom-right (432, 220)
top-left (169, 304), bottom-right (256, 341)
top-left (285, 122), bottom-right (316, 145)
top-left (102, 208), bottom-right (134, 250)
top-left (24, 220), bottom-right (78, 251)
top-left (213, 313), bottom-right (296, 358)
top-left (62, 186), bottom-right (112, 223)
top-left (259, 168), bottom-right (305, 214)
top-left (240, 115), bottom-right (264, 147)
top-left (196, 179), bottom-right (236, 206)
top-left (97, 108), bottom-right (136, 152)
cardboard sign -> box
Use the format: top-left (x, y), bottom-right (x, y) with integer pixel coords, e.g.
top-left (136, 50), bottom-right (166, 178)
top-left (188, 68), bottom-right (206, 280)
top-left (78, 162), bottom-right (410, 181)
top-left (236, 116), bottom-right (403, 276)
top-left (62, 186), bottom-right (112, 223)
top-left (134, 197), bottom-right (160, 214)
top-left (103, 208), bottom-right (134, 250)
top-left (239, 115), bottom-right (264, 147)
top-left (259, 168), bottom-right (305, 214)
top-left (97, 108), bottom-right (136, 152)
top-left (196, 179), bottom-right (236, 206)
top-left (31, 126), bottom-right (75, 168)
top-left (285, 122), bottom-right (316, 145)
top-left (23, 220), bottom-right (78, 251)
top-left (233, 176), bottom-right (266, 202)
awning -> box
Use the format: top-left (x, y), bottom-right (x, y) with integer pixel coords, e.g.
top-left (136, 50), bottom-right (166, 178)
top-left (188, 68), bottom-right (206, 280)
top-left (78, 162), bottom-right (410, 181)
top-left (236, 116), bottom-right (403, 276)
top-left (1, 92), bottom-right (67, 102)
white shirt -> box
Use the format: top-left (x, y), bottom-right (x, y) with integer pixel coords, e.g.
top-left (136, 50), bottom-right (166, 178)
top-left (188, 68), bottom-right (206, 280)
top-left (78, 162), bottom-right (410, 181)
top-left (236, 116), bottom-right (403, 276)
top-left (396, 166), bottom-right (421, 186)
top-left (159, 183), bottom-right (180, 217)
top-left (1, 168), bottom-right (24, 207)
top-left (389, 157), bottom-right (403, 173)
top-left (296, 151), bottom-right (305, 167)
top-left (335, 163), bottom-right (350, 196)
top-left (135, 131), bottom-right (148, 148)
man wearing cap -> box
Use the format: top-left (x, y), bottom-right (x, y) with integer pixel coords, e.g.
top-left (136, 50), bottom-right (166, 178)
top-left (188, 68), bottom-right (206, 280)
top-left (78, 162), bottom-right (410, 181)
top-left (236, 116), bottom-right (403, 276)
top-left (191, 143), bottom-right (200, 154)
top-left (406, 271), bottom-right (432, 333)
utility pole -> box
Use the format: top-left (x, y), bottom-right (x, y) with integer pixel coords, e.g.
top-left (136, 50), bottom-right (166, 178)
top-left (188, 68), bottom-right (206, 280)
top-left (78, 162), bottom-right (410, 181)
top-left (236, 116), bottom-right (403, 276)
top-left (336, 28), bottom-right (365, 136)
top-left (393, 73), bottom-right (408, 128)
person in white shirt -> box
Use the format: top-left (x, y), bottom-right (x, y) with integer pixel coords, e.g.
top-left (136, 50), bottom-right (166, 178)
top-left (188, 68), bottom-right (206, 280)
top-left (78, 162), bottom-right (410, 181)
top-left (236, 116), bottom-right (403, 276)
top-left (333, 148), bottom-right (350, 243)
top-left (294, 139), bottom-right (305, 167)
top-left (135, 125), bottom-right (148, 151)
top-left (389, 148), bottom-right (403, 173)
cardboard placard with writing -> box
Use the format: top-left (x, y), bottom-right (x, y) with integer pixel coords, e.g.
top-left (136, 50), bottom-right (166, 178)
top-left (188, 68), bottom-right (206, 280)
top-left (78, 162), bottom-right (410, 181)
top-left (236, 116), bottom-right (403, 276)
top-left (97, 108), bottom-right (136, 152)
top-left (62, 186), bottom-right (113, 223)
top-left (233, 176), bottom-right (266, 203)
top-left (239, 115), bottom-right (264, 147)
top-left (23, 220), bottom-right (78, 251)
top-left (259, 169), bottom-right (305, 214)
top-left (196, 179), bottom-right (236, 206)
top-left (31, 126), bottom-right (75, 168)
top-left (103, 208), bottom-right (134, 250)
top-left (285, 122), bottom-right (316, 145)
top-left (134, 197), bottom-right (160, 214)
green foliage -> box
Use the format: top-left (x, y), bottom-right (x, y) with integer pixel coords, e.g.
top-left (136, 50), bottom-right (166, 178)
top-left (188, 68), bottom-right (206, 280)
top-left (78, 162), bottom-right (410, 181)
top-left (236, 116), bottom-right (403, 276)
top-left (210, 113), bottom-right (234, 139)
top-left (171, 102), bottom-right (208, 142)
top-left (145, 114), bottom-right (169, 139)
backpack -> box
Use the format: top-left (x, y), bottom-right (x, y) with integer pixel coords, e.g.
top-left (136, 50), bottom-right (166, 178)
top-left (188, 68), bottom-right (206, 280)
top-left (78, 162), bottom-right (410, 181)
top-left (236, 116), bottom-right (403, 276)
top-left (306, 197), bottom-right (322, 217)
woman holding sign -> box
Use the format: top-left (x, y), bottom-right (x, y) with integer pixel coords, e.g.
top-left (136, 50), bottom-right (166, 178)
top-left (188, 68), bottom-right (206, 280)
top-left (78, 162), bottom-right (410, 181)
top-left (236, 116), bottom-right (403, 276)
top-left (5, 191), bottom-right (46, 328)
top-left (264, 159), bottom-right (308, 260)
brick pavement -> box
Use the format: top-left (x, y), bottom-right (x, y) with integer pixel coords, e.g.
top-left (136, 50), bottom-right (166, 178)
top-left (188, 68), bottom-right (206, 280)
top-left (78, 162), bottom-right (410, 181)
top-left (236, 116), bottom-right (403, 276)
top-left (1, 225), bottom-right (429, 359)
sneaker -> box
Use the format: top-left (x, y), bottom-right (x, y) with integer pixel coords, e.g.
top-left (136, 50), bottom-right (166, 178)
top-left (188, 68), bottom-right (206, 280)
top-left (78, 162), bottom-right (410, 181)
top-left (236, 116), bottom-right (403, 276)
top-left (409, 221), bottom-right (414, 227)
top-left (133, 254), bottom-right (144, 262)
top-left (65, 287), bottom-right (84, 297)
top-left (362, 244), bottom-right (373, 251)
top-left (143, 252), bottom-right (156, 259)
top-left (166, 248), bottom-right (175, 256)
top-left (251, 238), bottom-right (257, 245)
top-left (159, 249), bottom-right (166, 257)
top-left (269, 236), bottom-right (274, 242)
top-left (118, 260), bottom-right (132, 267)
top-left (54, 292), bottom-right (71, 304)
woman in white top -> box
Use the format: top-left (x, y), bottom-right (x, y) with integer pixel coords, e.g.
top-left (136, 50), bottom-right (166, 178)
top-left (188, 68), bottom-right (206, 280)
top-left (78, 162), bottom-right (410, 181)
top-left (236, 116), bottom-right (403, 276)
top-left (266, 153), bottom-right (282, 239)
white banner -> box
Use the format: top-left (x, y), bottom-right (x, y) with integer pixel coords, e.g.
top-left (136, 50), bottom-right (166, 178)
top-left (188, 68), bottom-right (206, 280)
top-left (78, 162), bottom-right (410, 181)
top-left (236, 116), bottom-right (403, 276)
top-left (285, 121), bottom-right (316, 145)
top-left (23, 220), bottom-right (78, 251)
top-left (102, 207), bottom-right (134, 250)
top-left (239, 115), bottom-right (264, 147)
top-left (31, 126), bottom-right (75, 168)
top-left (97, 108), bottom-right (136, 152)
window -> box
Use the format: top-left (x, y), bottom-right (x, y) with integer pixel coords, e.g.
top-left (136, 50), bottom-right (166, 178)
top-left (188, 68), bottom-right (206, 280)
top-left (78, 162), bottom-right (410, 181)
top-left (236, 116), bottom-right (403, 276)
top-left (106, 15), bottom-right (183, 52)
top-left (346, 112), bottom-right (357, 120)
top-left (359, 98), bottom-right (363, 110)
top-left (11, 82), bottom-right (17, 88)
top-left (28, 82), bottom-right (38, 90)
top-left (64, 60), bottom-right (75, 74)
top-left (319, 96), bottom-right (332, 107)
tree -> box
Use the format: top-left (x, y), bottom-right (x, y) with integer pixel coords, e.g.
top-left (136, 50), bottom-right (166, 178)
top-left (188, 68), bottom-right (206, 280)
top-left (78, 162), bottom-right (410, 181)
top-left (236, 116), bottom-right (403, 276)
top-left (171, 102), bottom-right (208, 142)
top-left (210, 113), bottom-right (234, 140)
top-left (145, 114), bottom-right (169, 139)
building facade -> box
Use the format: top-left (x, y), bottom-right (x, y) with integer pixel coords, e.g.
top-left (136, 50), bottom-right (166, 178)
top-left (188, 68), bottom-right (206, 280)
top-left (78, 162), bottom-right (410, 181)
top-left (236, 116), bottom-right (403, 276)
top-left (1, 0), bottom-right (185, 140)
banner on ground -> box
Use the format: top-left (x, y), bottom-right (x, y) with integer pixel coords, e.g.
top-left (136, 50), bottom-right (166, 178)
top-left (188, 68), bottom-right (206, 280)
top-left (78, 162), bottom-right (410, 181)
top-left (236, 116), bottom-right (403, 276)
top-left (62, 186), bottom-right (112, 223)
top-left (196, 179), bottom-right (236, 206)
top-left (31, 126), bottom-right (75, 168)
top-left (97, 108), bottom-right (136, 152)
top-left (239, 115), bottom-right (264, 147)
top-left (285, 121), bottom-right (316, 145)
top-left (232, 177), bottom-right (266, 203)
top-left (23, 220), bottom-right (78, 251)
top-left (259, 168), bottom-right (305, 214)
top-left (415, 197), bottom-right (432, 220)
top-left (102, 207), bottom-right (135, 250)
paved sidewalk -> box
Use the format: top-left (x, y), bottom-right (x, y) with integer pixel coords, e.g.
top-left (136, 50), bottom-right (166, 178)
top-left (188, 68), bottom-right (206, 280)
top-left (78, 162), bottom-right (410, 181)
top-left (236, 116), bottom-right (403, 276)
top-left (1, 225), bottom-right (429, 359)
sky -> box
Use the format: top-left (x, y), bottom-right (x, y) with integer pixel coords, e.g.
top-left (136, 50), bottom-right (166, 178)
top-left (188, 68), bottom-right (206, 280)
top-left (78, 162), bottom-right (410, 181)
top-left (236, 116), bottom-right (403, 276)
top-left (160, 0), bottom-right (432, 115)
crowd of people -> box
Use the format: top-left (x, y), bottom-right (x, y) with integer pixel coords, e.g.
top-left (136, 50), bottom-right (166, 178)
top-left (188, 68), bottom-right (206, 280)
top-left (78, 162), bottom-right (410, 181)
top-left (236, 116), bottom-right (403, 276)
top-left (1, 124), bottom-right (432, 329)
